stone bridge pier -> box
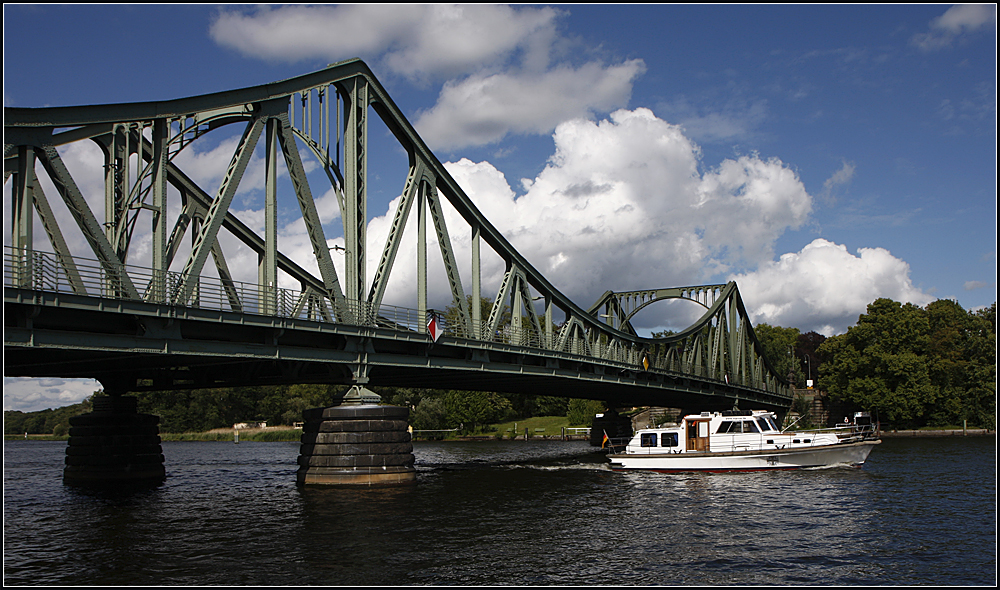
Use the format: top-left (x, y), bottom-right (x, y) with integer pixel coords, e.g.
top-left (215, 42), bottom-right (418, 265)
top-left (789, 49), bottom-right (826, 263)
top-left (297, 386), bottom-right (416, 486)
top-left (63, 392), bottom-right (166, 487)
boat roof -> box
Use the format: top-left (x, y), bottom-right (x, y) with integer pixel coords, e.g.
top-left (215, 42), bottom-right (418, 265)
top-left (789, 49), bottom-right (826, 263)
top-left (683, 410), bottom-right (774, 419)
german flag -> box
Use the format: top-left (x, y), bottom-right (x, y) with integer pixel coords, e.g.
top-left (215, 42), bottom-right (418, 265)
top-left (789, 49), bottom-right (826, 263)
top-left (601, 430), bottom-right (609, 449)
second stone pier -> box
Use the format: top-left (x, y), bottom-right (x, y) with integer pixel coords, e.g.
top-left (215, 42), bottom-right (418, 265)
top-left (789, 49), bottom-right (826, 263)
top-left (296, 391), bottom-right (416, 486)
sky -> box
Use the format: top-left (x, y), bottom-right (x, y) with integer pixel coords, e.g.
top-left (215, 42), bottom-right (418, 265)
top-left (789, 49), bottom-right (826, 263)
top-left (3, 4), bottom-right (996, 412)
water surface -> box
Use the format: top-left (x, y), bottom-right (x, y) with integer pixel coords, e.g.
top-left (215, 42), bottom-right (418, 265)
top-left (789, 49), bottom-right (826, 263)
top-left (3, 436), bottom-right (995, 585)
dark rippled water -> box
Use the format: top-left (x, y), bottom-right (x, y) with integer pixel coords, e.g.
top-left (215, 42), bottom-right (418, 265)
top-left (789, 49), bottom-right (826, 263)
top-left (3, 436), bottom-right (995, 585)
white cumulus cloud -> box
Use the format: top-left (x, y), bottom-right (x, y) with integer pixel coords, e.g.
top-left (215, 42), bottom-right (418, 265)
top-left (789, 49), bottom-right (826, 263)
top-left (911, 4), bottom-right (997, 51)
top-left (3, 377), bottom-right (102, 412)
top-left (209, 4), bottom-right (646, 152)
top-left (414, 60), bottom-right (647, 150)
top-left (367, 108), bottom-right (820, 329)
top-left (210, 4), bottom-right (562, 83)
top-left (732, 238), bottom-right (935, 336)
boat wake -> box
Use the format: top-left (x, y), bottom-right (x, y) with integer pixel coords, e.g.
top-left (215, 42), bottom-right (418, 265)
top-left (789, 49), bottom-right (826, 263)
top-left (508, 462), bottom-right (614, 472)
top-left (801, 462), bottom-right (863, 471)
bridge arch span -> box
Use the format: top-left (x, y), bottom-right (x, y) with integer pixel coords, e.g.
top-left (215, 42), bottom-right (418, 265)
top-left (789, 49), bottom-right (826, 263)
top-left (5, 59), bottom-right (791, 414)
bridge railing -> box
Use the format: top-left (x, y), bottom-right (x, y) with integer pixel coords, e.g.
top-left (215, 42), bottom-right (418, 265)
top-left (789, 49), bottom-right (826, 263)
top-left (6, 247), bottom-right (646, 363)
top-left (4, 247), bottom-right (789, 400)
top-left (3, 246), bottom-right (423, 331)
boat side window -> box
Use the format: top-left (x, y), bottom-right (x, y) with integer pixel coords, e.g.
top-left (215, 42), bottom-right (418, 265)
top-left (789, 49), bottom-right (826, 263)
top-left (661, 433), bottom-right (678, 447)
top-left (716, 421), bottom-right (735, 434)
top-left (640, 433), bottom-right (657, 447)
top-left (756, 417), bottom-right (771, 432)
top-left (743, 420), bottom-right (760, 433)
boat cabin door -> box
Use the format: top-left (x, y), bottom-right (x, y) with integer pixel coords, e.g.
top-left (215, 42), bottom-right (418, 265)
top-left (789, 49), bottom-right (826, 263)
top-left (687, 419), bottom-right (710, 452)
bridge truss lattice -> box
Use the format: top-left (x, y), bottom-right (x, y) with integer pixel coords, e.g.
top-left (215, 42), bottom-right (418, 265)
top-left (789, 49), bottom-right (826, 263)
top-left (4, 59), bottom-right (790, 410)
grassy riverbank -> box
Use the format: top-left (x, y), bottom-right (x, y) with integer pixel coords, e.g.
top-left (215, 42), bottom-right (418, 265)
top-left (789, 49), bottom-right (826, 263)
top-left (164, 428), bottom-right (302, 442)
top-left (2, 428), bottom-right (303, 443)
top-left (6, 422), bottom-right (992, 443)
top-left (452, 416), bottom-right (577, 439)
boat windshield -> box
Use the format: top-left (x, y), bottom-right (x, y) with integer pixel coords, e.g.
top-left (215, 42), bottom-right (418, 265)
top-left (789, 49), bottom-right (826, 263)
top-left (756, 417), bottom-right (773, 432)
top-left (717, 420), bottom-right (761, 434)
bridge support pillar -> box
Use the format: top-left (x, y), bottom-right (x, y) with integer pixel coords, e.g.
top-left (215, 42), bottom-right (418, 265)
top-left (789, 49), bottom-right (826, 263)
top-left (590, 408), bottom-right (634, 447)
top-left (296, 386), bottom-right (416, 486)
top-left (63, 395), bottom-right (166, 487)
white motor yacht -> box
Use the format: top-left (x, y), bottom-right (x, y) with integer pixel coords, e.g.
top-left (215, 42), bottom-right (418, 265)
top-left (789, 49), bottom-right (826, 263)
top-left (607, 410), bottom-right (880, 472)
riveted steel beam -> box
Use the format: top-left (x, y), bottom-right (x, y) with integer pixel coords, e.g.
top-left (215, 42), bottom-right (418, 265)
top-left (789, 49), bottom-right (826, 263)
top-left (340, 76), bottom-right (368, 311)
top-left (4, 59), bottom-right (791, 406)
top-left (175, 116), bottom-right (263, 305)
top-left (35, 145), bottom-right (140, 300)
top-left (275, 112), bottom-right (347, 314)
top-left (369, 157), bottom-right (425, 313)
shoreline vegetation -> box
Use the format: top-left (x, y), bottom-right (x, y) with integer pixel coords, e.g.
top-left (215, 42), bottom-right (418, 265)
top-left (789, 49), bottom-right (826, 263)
top-left (6, 426), bottom-right (994, 443)
top-left (5, 299), bottom-right (994, 441)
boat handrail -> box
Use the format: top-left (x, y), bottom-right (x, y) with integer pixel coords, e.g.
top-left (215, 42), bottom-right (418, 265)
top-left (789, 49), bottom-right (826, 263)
top-left (620, 422), bottom-right (879, 455)
top-left (786, 423), bottom-right (880, 440)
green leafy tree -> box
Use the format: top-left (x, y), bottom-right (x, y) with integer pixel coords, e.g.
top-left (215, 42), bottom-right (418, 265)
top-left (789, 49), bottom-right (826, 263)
top-left (443, 296), bottom-right (511, 339)
top-left (818, 298), bottom-right (935, 427)
top-left (754, 323), bottom-right (804, 386)
top-left (378, 387), bottom-right (430, 409)
top-left (795, 331), bottom-right (827, 386)
top-left (443, 389), bottom-right (513, 432)
top-left (410, 396), bottom-right (448, 431)
top-left (501, 393), bottom-right (567, 420)
top-left (924, 300), bottom-right (996, 428)
top-left (4, 397), bottom-right (94, 436)
top-left (567, 399), bottom-right (606, 427)
top-left (280, 384), bottom-right (343, 424)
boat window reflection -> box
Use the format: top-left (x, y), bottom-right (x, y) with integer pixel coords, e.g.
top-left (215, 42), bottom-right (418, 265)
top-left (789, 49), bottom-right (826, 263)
top-left (660, 433), bottom-right (678, 447)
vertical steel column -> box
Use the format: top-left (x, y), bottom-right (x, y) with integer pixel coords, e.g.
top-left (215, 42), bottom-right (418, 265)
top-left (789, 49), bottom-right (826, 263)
top-left (544, 297), bottom-right (553, 349)
top-left (150, 119), bottom-right (168, 303)
top-left (104, 128), bottom-right (119, 259)
top-left (417, 180), bottom-right (427, 333)
top-left (176, 116), bottom-right (263, 306)
top-left (261, 118), bottom-right (279, 315)
top-left (472, 223), bottom-right (481, 338)
top-left (511, 273), bottom-right (523, 344)
top-left (13, 146), bottom-right (35, 287)
top-left (343, 77), bottom-right (368, 321)
top-left (728, 294), bottom-right (739, 384)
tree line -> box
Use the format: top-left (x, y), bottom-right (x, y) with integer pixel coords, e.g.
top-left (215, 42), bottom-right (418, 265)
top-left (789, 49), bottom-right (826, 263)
top-left (754, 298), bottom-right (995, 430)
top-left (3, 382), bottom-right (604, 436)
top-left (5, 297), bottom-right (994, 435)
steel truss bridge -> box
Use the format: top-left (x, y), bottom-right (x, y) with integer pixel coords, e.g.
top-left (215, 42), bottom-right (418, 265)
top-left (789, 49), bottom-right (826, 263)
top-left (4, 59), bottom-right (791, 413)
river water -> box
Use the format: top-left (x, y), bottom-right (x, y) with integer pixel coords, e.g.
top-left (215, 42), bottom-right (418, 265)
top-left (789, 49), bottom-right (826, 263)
top-left (3, 436), bottom-right (995, 585)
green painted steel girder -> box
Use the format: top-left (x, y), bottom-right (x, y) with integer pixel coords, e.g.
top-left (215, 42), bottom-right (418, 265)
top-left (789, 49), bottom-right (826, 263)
top-left (4, 58), bottom-right (791, 408)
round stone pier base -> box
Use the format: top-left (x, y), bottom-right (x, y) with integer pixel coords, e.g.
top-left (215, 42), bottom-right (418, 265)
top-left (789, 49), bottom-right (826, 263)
top-left (63, 396), bottom-right (166, 487)
top-left (297, 402), bottom-right (416, 487)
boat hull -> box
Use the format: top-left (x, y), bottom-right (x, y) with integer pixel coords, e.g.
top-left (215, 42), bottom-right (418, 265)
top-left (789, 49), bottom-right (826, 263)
top-left (608, 440), bottom-right (880, 472)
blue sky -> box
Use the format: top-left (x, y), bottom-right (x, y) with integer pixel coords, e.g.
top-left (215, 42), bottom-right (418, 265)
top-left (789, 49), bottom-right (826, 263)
top-left (3, 4), bottom-right (996, 412)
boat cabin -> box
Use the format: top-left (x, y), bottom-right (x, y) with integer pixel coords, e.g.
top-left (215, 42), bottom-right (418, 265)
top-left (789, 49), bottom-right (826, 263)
top-left (621, 410), bottom-right (840, 455)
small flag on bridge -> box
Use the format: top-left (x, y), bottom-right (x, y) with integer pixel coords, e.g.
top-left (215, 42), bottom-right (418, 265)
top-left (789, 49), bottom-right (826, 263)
top-left (642, 354), bottom-right (650, 371)
top-left (427, 312), bottom-right (442, 342)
